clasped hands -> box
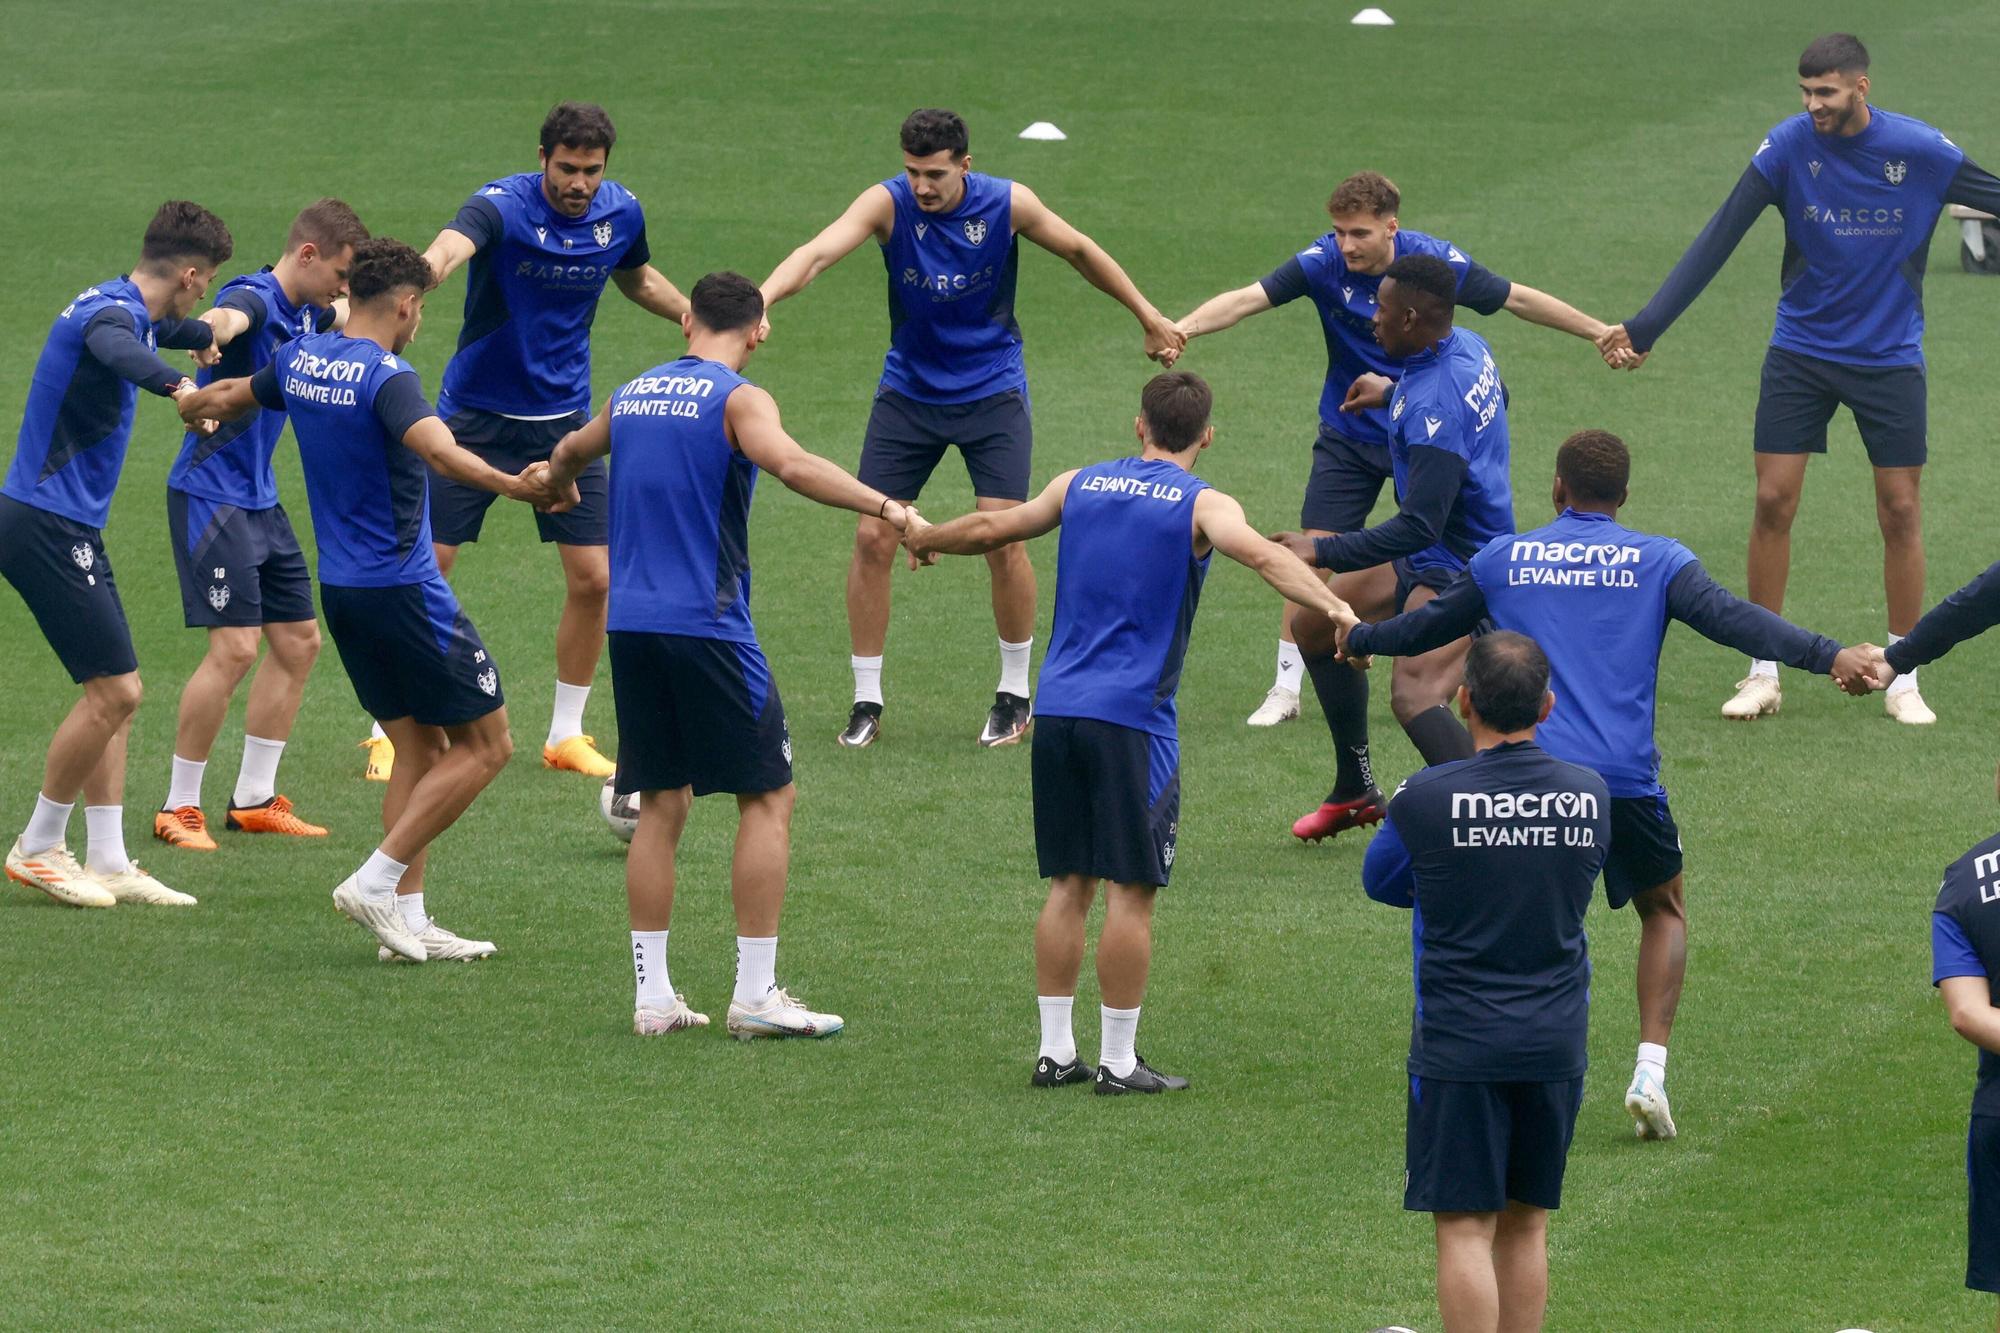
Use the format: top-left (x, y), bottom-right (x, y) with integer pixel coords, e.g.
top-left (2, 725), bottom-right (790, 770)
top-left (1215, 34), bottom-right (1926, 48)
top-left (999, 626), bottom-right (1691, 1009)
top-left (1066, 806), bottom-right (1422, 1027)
top-left (516, 461), bottom-right (581, 514)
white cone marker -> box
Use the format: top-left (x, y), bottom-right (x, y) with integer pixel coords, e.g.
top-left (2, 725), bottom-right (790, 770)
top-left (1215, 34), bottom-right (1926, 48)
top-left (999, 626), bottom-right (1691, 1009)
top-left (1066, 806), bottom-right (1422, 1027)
top-left (1018, 121), bottom-right (1067, 141)
top-left (1352, 7), bottom-right (1395, 24)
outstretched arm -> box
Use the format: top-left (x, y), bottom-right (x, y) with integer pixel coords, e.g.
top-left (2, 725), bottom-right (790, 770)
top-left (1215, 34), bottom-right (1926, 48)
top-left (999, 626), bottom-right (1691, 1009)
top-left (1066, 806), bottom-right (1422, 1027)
top-left (1307, 445), bottom-right (1467, 572)
top-left (1946, 156), bottom-right (2000, 214)
top-left (1176, 282), bottom-right (1274, 340)
top-left (610, 264), bottom-right (690, 321)
top-left (177, 373), bottom-right (264, 425)
top-left (1503, 282), bottom-right (1610, 344)
top-left (84, 309), bottom-right (196, 398)
top-left (1013, 183), bottom-right (1183, 363)
top-left (1345, 573), bottom-right (1488, 659)
top-left (911, 470), bottom-right (1074, 557)
top-left (1885, 558), bottom-right (2000, 677)
top-left (1195, 489), bottom-right (1357, 626)
top-left (545, 410), bottom-right (614, 485)
top-left (759, 186), bottom-right (895, 307)
top-left (422, 228), bottom-right (480, 289)
top-left (1612, 165), bottom-right (1777, 353)
top-left (1665, 562), bottom-right (1841, 670)
top-left (727, 384), bottom-right (921, 540)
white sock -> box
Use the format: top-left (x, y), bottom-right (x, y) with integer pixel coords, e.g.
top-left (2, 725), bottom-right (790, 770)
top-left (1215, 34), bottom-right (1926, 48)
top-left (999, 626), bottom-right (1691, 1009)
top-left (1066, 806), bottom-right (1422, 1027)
top-left (356, 848), bottom-right (408, 903)
top-left (232, 736), bottom-right (284, 808)
top-left (998, 637), bottom-right (1033, 698)
top-left (1100, 1004), bottom-right (1141, 1079)
top-left (1037, 995), bottom-right (1077, 1064)
top-left (166, 755), bottom-right (207, 811)
top-left (734, 935), bottom-right (778, 1005)
top-left (397, 891), bottom-right (427, 933)
top-left (1637, 1041), bottom-right (1668, 1085)
top-left (1748, 658), bottom-right (1778, 681)
top-left (84, 805), bottom-right (130, 876)
top-left (632, 929), bottom-right (672, 1008)
top-left (369, 721), bottom-right (387, 742)
top-left (547, 680), bottom-right (591, 747)
top-left (1275, 639), bottom-right (1304, 694)
top-left (851, 654), bottom-right (884, 707)
top-left (22, 793), bottom-right (74, 854)
top-left (1885, 634), bottom-right (1919, 697)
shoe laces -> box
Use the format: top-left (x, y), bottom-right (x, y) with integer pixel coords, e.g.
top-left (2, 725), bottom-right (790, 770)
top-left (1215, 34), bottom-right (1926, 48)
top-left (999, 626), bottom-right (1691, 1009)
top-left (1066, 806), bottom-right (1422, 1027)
top-left (167, 805), bottom-right (206, 829)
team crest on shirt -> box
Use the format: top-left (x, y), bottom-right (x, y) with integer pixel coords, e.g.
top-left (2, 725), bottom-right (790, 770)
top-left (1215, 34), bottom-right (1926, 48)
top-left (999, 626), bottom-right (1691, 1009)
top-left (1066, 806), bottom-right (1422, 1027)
top-left (1884, 160), bottom-right (1908, 185)
top-left (476, 667), bottom-right (498, 697)
top-left (70, 543), bottom-right (93, 572)
top-left (1391, 397), bottom-right (1406, 421)
top-left (207, 585), bottom-right (231, 612)
top-left (593, 220), bottom-right (613, 247)
top-left (963, 219), bottom-right (987, 245)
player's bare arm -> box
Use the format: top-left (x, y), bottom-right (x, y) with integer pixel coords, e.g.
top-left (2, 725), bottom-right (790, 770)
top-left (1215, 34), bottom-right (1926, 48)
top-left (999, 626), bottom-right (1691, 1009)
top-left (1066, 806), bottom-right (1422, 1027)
top-left (1196, 490), bottom-right (1358, 628)
top-left (176, 375), bottom-right (255, 425)
top-left (1010, 183), bottom-right (1185, 364)
top-left (1502, 283), bottom-right (1642, 369)
top-left (610, 264), bottom-right (691, 321)
top-left (726, 384), bottom-right (924, 549)
top-left (401, 415), bottom-right (574, 510)
top-left (911, 470), bottom-right (1075, 560)
top-left (1175, 282), bottom-right (1274, 341)
top-left (759, 185), bottom-right (896, 308)
top-left (545, 407), bottom-right (614, 486)
top-left (1342, 373), bottom-right (1395, 412)
top-left (1942, 976), bottom-right (2000, 1056)
top-left (420, 228), bottom-right (479, 289)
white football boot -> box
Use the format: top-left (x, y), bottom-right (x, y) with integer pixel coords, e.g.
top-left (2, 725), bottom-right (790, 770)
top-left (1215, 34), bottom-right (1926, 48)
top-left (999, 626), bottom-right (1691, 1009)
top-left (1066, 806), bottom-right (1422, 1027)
top-left (1246, 686), bottom-right (1301, 727)
top-left (634, 994), bottom-right (711, 1035)
top-left (1720, 675), bottom-right (1781, 721)
top-left (1625, 1067), bottom-right (1678, 1140)
top-left (379, 919), bottom-right (497, 963)
top-left (332, 877), bottom-right (426, 962)
top-left (94, 863), bottom-right (197, 907)
top-left (726, 986), bottom-right (844, 1041)
top-left (5, 840), bottom-right (114, 908)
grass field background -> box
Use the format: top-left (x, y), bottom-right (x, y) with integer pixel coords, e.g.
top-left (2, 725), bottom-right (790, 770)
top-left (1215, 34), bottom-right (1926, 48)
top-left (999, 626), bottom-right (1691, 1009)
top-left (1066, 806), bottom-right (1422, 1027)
top-left (2, 2), bottom-right (1998, 1327)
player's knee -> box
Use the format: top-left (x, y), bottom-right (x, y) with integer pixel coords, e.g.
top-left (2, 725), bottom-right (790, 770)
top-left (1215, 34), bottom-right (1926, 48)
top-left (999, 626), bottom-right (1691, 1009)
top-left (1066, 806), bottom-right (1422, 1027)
top-left (853, 518), bottom-right (901, 565)
top-left (1389, 672), bottom-right (1446, 724)
top-left (1752, 485), bottom-right (1800, 530)
top-left (208, 632), bottom-right (260, 680)
top-left (1876, 493), bottom-right (1922, 542)
top-left (565, 561), bottom-right (611, 603)
top-left (91, 671), bottom-right (143, 720)
top-left (984, 539), bottom-right (1030, 574)
top-left (1634, 877), bottom-right (1686, 926)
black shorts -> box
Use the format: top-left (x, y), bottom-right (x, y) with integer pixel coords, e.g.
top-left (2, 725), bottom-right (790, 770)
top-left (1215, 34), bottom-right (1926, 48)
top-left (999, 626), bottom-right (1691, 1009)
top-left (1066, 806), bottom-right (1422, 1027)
top-left (1603, 793), bottom-right (1685, 909)
top-left (167, 489), bottom-right (314, 629)
top-left (1405, 1074), bottom-right (1585, 1214)
top-left (608, 631), bottom-right (793, 797)
top-left (1753, 345), bottom-right (1927, 468)
top-left (1031, 715), bottom-right (1180, 887)
top-left (429, 408), bottom-right (608, 546)
top-left (0, 493), bottom-right (137, 683)
top-left (859, 387), bottom-right (1033, 502)
top-left (321, 577), bottom-right (503, 727)
top-left (1301, 424), bottom-right (1393, 532)
top-left (1969, 1115), bottom-right (2000, 1292)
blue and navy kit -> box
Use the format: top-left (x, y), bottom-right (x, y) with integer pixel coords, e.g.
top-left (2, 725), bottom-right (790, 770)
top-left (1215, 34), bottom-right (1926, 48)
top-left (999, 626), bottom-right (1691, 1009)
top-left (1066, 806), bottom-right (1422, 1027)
top-left (1628, 110), bottom-right (2000, 365)
top-left (603, 356), bottom-right (758, 643)
top-left (1888, 558), bottom-right (2000, 676)
top-left (1931, 829), bottom-right (2000, 1293)
top-left (878, 172), bottom-right (1024, 405)
top-left (438, 172), bottom-right (651, 418)
top-left (1259, 228), bottom-right (1511, 442)
top-left (1313, 328), bottom-right (1513, 577)
top-left (250, 333), bottom-right (439, 587)
top-left (1347, 509), bottom-right (1843, 798)
top-left (168, 268), bottom-right (329, 511)
top-left (1036, 458), bottom-right (1212, 740)
top-left (4, 276), bottom-right (210, 530)
top-left (1363, 740), bottom-right (1610, 1082)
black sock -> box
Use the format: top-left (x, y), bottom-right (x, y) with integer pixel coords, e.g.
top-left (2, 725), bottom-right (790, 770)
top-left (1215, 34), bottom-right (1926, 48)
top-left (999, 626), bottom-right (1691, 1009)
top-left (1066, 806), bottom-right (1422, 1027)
top-left (1303, 651), bottom-right (1374, 801)
top-left (1402, 704), bottom-right (1475, 767)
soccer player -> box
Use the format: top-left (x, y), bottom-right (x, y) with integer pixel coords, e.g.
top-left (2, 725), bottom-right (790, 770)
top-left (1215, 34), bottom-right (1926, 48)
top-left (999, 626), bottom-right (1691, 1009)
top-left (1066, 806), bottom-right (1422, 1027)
top-left (408, 99), bottom-right (692, 781)
top-left (154, 199), bottom-right (370, 853)
top-left (758, 107), bottom-right (1185, 750)
top-left (1930, 787), bottom-right (2000, 1319)
top-left (1174, 170), bottom-right (1629, 734)
top-left (1273, 254), bottom-right (1513, 840)
top-left (1345, 430), bottom-right (1880, 1138)
top-left (178, 238), bottom-right (574, 963)
top-left (542, 272), bottom-right (925, 1039)
top-left (0, 201), bottom-right (233, 909)
top-left (907, 371), bottom-right (1360, 1092)
top-left (1599, 33), bottom-right (2000, 727)
top-left (1362, 632), bottom-right (1609, 1333)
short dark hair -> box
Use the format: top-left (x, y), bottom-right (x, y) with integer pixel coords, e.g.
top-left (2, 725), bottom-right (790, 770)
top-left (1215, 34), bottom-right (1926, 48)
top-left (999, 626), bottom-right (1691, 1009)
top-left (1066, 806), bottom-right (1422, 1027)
top-left (346, 238), bottom-right (434, 305)
top-left (901, 108), bottom-right (969, 160)
top-left (688, 271), bottom-right (765, 333)
top-left (1383, 253), bottom-right (1457, 318)
top-left (1555, 430), bottom-right (1631, 504)
top-left (1327, 171), bottom-right (1400, 219)
top-left (1140, 371), bottom-right (1213, 452)
top-left (1463, 631), bottom-right (1550, 734)
top-left (286, 198), bottom-right (370, 256)
top-left (1800, 33), bottom-right (1869, 78)
top-left (540, 101), bottom-right (617, 157)
top-left (141, 201), bottom-right (233, 270)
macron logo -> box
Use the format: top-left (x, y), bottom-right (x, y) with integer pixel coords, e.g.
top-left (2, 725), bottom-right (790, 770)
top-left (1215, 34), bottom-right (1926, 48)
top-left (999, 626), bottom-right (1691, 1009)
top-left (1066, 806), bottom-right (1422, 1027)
top-left (1424, 415), bottom-right (1443, 439)
top-left (1447, 247), bottom-right (1466, 263)
top-left (1756, 137), bottom-right (1773, 156)
top-left (382, 355), bottom-right (398, 369)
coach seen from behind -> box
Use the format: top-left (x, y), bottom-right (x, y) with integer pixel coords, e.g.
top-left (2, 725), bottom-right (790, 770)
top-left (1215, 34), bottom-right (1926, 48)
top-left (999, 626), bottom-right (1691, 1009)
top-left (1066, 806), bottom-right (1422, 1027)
top-left (1362, 632), bottom-right (1608, 1333)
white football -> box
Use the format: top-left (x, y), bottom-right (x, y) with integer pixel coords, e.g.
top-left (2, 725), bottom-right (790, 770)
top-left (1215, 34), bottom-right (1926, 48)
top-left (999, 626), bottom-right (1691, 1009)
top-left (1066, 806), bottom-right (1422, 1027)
top-left (600, 776), bottom-right (638, 843)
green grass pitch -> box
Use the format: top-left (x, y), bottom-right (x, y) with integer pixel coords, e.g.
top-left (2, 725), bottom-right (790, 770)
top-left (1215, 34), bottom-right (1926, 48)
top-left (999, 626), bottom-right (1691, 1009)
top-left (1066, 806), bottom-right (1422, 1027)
top-left (1, 2), bottom-right (1997, 1327)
